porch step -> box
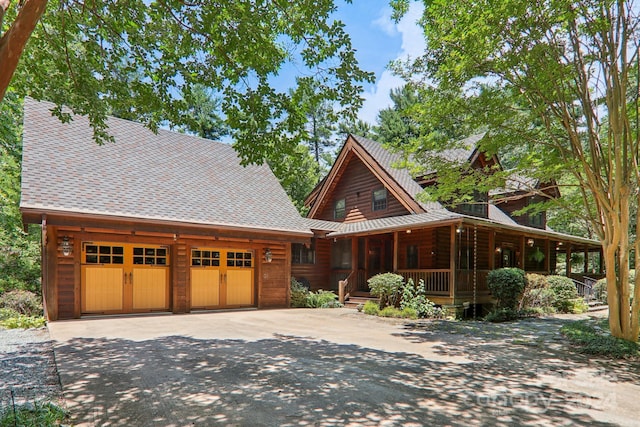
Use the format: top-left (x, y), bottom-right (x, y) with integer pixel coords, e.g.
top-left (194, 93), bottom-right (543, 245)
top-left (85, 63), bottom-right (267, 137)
top-left (343, 292), bottom-right (379, 309)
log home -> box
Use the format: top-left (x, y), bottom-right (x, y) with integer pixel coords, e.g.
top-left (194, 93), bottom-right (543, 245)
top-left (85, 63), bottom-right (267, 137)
top-left (20, 98), bottom-right (312, 320)
top-left (292, 134), bottom-right (602, 310)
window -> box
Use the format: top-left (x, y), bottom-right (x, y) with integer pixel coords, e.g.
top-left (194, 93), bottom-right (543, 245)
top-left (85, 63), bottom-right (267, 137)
top-left (529, 212), bottom-right (544, 228)
top-left (456, 191), bottom-right (487, 217)
top-left (334, 198), bottom-right (346, 219)
top-left (84, 244), bottom-right (124, 265)
top-left (407, 245), bottom-right (418, 269)
top-left (292, 240), bottom-right (315, 264)
top-left (191, 249), bottom-right (220, 267)
top-left (372, 188), bottom-right (387, 211)
top-left (331, 239), bottom-right (352, 269)
top-left (133, 247), bottom-right (167, 265)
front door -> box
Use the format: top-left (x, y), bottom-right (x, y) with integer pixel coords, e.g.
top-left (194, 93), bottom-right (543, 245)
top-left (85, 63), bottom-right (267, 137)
top-left (81, 242), bottom-right (170, 314)
top-left (190, 248), bottom-right (254, 309)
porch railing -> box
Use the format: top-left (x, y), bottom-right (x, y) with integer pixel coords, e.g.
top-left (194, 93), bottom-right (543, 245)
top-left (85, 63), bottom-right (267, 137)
top-left (396, 269), bottom-right (450, 295)
top-left (330, 270), bottom-right (366, 292)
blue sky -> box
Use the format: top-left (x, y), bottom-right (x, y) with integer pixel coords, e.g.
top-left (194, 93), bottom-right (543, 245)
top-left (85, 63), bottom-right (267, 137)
top-left (334, 0), bottom-right (425, 124)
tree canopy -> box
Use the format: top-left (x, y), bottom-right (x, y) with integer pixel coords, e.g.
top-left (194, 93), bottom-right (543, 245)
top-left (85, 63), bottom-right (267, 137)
top-left (0, 0), bottom-right (373, 164)
top-left (392, 0), bottom-right (640, 341)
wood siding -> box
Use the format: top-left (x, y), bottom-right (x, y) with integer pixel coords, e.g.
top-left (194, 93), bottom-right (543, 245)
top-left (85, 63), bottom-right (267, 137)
top-left (314, 155), bottom-right (410, 222)
top-left (173, 242), bottom-right (188, 313)
top-left (291, 238), bottom-right (331, 291)
top-left (43, 225), bottom-right (294, 320)
top-left (260, 243), bottom-right (289, 308)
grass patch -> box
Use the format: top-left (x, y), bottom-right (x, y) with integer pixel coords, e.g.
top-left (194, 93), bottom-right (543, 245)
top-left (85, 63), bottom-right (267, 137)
top-left (561, 319), bottom-right (640, 359)
top-left (0, 401), bottom-right (67, 427)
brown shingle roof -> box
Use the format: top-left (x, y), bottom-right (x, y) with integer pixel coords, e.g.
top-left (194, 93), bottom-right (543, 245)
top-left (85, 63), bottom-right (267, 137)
top-left (20, 98), bottom-right (311, 236)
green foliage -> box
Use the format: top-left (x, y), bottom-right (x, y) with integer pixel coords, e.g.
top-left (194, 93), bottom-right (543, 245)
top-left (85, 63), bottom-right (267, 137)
top-left (520, 274), bottom-right (555, 312)
top-left (306, 290), bottom-right (341, 309)
top-left (1, 315), bottom-right (47, 329)
top-left (487, 268), bottom-right (526, 310)
top-left (547, 276), bottom-right (580, 313)
top-left (484, 307), bottom-right (519, 323)
top-left (368, 273), bottom-right (404, 309)
top-left (594, 278), bottom-right (607, 303)
top-left (0, 401), bottom-right (67, 426)
top-left (0, 307), bottom-right (20, 321)
top-left (290, 277), bottom-right (309, 308)
top-left (0, 290), bottom-right (43, 317)
top-left (375, 306), bottom-right (415, 319)
top-left (5, 1), bottom-right (374, 167)
top-left (0, 93), bottom-right (41, 295)
top-left (561, 320), bottom-right (639, 358)
top-left (362, 300), bottom-right (380, 316)
top-left (400, 279), bottom-right (442, 318)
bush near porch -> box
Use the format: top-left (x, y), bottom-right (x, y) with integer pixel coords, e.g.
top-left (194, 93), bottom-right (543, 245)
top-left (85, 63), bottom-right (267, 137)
top-left (485, 269), bottom-right (588, 322)
top-left (290, 277), bottom-right (342, 308)
top-left (364, 273), bottom-right (446, 319)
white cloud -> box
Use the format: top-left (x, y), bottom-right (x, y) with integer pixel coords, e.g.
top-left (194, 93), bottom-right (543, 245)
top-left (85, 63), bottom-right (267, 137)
top-left (359, 2), bottom-right (425, 125)
top-left (372, 7), bottom-right (397, 37)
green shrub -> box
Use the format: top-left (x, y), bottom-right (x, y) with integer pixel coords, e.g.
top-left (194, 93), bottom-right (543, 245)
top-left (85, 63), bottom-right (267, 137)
top-left (561, 320), bottom-right (639, 358)
top-left (520, 274), bottom-right (549, 310)
top-left (484, 307), bottom-right (519, 322)
top-left (368, 273), bottom-right (404, 309)
top-left (306, 290), bottom-right (339, 308)
top-left (1, 314), bottom-right (46, 329)
top-left (487, 268), bottom-right (526, 310)
top-left (0, 307), bottom-right (20, 321)
top-left (290, 277), bottom-right (309, 308)
top-left (363, 300), bottom-right (380, 315)
top-left (400, 307), bottom-right (418, 319)
top-left (0, 401), bottom-right (67, 426)
top-left (548, 275), bottom-right (580, 313)
top-left (594, 278), bottom-right (607, 303)
top-left (400, 279), bottom-right (439, 318)
top-left (568, 298), bottom-right (589, 314)
top-left (0, 290), bottom-right (43, 316)
top-left (379, 306), bottom-right (402, 318)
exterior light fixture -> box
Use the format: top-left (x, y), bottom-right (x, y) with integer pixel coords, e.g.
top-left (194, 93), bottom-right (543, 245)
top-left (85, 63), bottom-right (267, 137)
top-left (495, 247), bottom-right (502, 254)
top-left (61, 236), bottom-right (72, 256)
top-left (264, 248), bottom-right (273, 263)
top-left (527, 238), bottom-right (535, 247)
top-left (456, 225), bottom-right (464, 234)
top-left (406, 229), bottom-right (412, 234)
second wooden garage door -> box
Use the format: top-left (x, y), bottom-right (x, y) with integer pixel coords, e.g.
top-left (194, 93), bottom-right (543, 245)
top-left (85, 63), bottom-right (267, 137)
top-left (190, 248), bottom-right (254, 309)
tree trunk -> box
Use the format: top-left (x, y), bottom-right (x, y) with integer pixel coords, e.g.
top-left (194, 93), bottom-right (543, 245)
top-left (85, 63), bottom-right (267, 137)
top-left (0, 0), bottom-right (48, 102)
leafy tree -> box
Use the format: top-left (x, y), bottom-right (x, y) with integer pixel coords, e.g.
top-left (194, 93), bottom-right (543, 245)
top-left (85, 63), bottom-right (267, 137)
top-left (268, 144), bottom-right (319, 215)
top-left (0, 92), bottom-right (40, 293)
top-left (0, 0), bottom-right (373, 164)
top-left (374, 84), bottom-right (422, 146)
top-left (392, 0), bottom-right (640, 341)
top-left (178, 84), bottom-right (228, 141)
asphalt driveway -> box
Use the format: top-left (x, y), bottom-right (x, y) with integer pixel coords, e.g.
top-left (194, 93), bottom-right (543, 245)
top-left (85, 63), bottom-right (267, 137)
top-left (48, 308), bottom-right (639, 426)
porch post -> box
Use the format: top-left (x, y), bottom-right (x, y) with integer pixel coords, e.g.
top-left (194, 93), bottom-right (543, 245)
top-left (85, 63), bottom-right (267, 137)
top-left (449, 224), bottom-right (457, 300)
top-left (393, 231), bottom-right (398, 272)
top-left (519, 235), bottom-right (525, 270)
top-left (351, 238), bottom-right (358, 276)
top-left (544, 239), bottom-right (550, 273)
top-left (488, 230), bottom-right (495, 270)
top-left (583, 246), bottom-right (589, 274)
top-left (599, 248), bottom-right (604, 274)
top-left (565, 244), bottom-right (572, 277)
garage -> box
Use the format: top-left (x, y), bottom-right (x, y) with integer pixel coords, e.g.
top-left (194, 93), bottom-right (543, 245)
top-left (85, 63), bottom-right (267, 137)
top-left (190, 248), bottom-right (254, 309)
top-left (81, 242), bottom-right (170, 314)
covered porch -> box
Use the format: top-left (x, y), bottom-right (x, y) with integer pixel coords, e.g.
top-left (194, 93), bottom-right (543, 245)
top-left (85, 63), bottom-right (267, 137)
top-left (327, 220), bottom-right (603, 307)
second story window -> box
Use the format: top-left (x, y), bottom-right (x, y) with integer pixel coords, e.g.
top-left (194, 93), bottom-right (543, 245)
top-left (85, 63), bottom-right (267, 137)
top-left (334, 198), bottom-right (346, 219)
top-left (372, 188), bottom-right (387, 211)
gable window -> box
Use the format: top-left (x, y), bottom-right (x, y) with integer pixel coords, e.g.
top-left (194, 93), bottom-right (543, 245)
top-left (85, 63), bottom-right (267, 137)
top-left (372, 188), bottom-right (387, 211)
top-left (292, 240), bottom-right (315, 264)
top-left (456, 190), bottom-right (488, 218)
top-left (527, 196), bottom-right (545, 228)
top-left (334, 198), bottom-right (346, 219)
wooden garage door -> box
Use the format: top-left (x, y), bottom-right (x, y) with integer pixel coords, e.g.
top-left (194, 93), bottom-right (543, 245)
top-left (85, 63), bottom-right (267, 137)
top-left (190, 248), bottom-right (254, 309)
top-left (81, 242), bottom-right (170, 314)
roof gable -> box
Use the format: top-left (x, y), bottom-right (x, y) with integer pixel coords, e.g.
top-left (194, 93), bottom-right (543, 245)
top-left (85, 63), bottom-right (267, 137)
top-left (307, 134), bottom-right (444, 218)
top-left (20, 98), bottom-right (311, 236)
